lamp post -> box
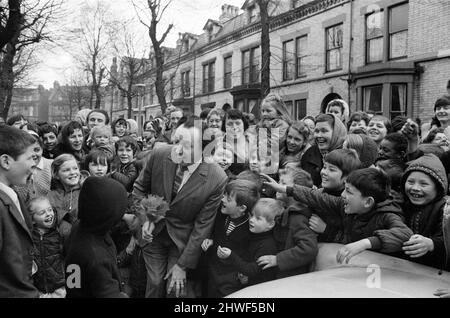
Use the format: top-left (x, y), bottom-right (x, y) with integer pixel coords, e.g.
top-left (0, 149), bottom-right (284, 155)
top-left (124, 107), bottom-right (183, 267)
top-left (133, 83), bottom-right (146, 137)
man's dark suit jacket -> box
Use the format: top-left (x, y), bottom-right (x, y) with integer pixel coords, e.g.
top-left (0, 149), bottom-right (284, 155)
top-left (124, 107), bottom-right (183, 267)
top-left (133, 145), bottom-right (227, 269)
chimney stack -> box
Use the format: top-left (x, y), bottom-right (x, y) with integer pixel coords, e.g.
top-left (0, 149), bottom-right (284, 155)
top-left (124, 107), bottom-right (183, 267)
top-left (219, 4), bottom-right (240, 24)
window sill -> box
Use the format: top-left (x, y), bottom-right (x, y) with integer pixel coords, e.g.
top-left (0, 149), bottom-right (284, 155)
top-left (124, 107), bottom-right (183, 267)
top-left (324, 68), bottom-right (343, 74)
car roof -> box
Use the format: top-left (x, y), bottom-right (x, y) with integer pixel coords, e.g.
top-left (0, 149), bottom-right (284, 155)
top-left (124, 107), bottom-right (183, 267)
top-left (227, 243), bottom-right (450, 298)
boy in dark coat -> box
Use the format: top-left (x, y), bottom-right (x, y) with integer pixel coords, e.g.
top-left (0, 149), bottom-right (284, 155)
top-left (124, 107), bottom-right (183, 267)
top-left (217, 198), bottom-right (280, 287)
top-left (263, 168), bottom-right (413, 264)
top-left (202, 179), bottom-right (260, 298)
top-left (0, 125), bottom-right (39, 298)
top-left (65, 177), bottom-right (129, 298)
top-left (29, 196), bottom-right (65, 297)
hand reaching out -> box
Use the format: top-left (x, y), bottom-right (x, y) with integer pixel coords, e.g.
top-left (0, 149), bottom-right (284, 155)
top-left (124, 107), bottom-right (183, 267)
top-left (402, 234), bottom-right (434, 258)
top-left (336, 239), bottom-right (371, 264)
top-left (259, 173), bottom-right (287, 193)
top-left (434, 288), bottom-right (450, 298)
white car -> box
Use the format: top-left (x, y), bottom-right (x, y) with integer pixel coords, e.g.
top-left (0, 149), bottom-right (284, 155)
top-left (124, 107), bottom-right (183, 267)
top-left (227, 243), bottom-right (450, 298)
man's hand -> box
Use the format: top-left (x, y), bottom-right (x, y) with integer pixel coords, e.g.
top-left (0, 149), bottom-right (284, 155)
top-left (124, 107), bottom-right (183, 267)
top-left (260, 173), bottom-right (287, 193)
top-left (201, 239), bottom-right (213, 252)
top-left (336, 239), bottom-right (372, 264)
top-left (164, 264), bottom-right (186, 298)
top-left (217, 246), bottom-right (231, 259)
top-left (402, 234), bottom-right (434, 258)
top-left (309, 214), bottom-right (327, 234)
top-left (142, 221), bottom-right (155, 243)
top-left (257, 255), bottom-right (277, 269)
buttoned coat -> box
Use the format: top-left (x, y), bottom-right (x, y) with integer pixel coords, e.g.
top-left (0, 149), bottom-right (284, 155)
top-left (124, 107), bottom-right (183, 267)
top-left (0, 190), bottom-right (39, 297)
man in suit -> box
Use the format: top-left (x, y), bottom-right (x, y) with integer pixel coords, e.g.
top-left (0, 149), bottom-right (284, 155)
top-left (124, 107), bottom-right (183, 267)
top-left (133, 116), bottom-right (227, 298)
top-left (0, 125), bottom-right (39, 297)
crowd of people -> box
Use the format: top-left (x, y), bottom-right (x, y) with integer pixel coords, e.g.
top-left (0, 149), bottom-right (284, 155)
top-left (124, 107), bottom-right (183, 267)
top-left (1, 88), bottom-right (450, 298)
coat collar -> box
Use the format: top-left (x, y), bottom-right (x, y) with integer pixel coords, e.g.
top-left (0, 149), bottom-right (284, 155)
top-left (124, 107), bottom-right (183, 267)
top-left (0, 190), bottom-right (33, 239)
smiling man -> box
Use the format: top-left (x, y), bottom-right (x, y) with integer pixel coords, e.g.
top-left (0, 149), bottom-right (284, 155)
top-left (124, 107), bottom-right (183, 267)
top-left (133, 116), bottom-right (227, 298)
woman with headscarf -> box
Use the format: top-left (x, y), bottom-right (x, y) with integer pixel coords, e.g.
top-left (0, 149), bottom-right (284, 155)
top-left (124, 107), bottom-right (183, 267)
top-left (300, 114), bottom-right (347, 187)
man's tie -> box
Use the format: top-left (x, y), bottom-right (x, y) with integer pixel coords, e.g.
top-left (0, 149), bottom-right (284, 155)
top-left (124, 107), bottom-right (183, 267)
top-left (172, 165), bottom-right (188, 200)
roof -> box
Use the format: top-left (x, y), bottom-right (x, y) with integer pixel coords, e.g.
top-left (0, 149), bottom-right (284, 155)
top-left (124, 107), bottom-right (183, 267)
top-left (228, 243), bottom-right (450, 298)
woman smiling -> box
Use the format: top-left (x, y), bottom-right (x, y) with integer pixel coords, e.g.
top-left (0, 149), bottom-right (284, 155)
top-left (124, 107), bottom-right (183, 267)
top-left (300, 114), bottom-right (347, 187)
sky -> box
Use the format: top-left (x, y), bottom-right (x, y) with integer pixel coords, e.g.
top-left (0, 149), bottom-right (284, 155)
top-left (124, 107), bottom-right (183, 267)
top-left (32, 0), bottom-right (245, 88)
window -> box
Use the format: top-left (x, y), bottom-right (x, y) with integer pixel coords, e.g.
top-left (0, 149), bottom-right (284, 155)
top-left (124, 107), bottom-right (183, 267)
top-left (181, 70), bottom-right (190, 97)
top-left (363, 85), bottom-right (383, 114)
top-left (248, 5), bottom-right (257, 23)
top-left (389, 3), bottom-right (409, 59)
top-left (150, 85), bottom-right (154, 104)
top-left (390, 84), bottom-right (407, 118)
top-left (296, 35), bottom-right (308, 77)
top-left (283, 40), bottom-right (295, 81)
top-left (203, 61), bottom-right (215, 94)
top-left (242, 46), bottom-right (260, 84)
top-left (326, 24), bottom-right (343, 72)
top-left (285, 99), bottom-right (307, 120)
top-left (366, 11), bottom-right (384, 63)
top-left (170, 77), bottom-right (174, 100)
top-left (224, 56), bottom-right (232, 89)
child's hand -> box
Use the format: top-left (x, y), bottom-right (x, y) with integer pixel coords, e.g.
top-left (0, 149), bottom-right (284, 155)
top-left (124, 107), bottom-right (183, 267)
top-left (257, 255), bottom-right (277, 269)
top-left (201, 239), bottom-right (213, 251)
top-left (259, 173), bottom-right (287, 193)
top-left (309, 214), bottom-right (327, 234)
top-left (142, 221), bottom-right (155, 243)
top-left (336, 239), bottom-right (371, 264)
top-left (217, 246), bottom-right (231, 259)
top-left (402, 234), bottom-right (434, 258)
top-left (434, 288), bottom-right (450, 298)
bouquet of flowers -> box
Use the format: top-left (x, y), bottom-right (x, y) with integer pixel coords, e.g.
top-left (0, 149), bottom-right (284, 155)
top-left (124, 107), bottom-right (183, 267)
top-left (136, 194), bottom-right (170, 226)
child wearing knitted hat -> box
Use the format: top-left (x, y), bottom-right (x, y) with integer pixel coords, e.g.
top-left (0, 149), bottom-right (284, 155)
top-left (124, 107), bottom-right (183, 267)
top-left (401, 153), bottom-right (449, 271)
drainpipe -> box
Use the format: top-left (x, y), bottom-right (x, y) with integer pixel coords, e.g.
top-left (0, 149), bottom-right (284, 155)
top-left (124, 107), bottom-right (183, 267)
top-left (192, 51), bottom-right (197, 114)
top-left (347, 0), bottom-right (354, 110)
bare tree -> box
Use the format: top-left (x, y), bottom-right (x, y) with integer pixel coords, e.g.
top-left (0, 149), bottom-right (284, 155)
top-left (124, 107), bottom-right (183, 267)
top-left (64, 72), bottom-right (90, 116)
top-left (256, 0), bottom-right (271, 98)
top-left (108, 23), bottom-right (150, 118)
top-left (70, 0), bottom-right (117, 109)
top-left (0, 0), bottom-right (63, 120)
top-left (133, 0), bottom-right (174, 114)
top-left (0, 0), bottom-right (23, 52)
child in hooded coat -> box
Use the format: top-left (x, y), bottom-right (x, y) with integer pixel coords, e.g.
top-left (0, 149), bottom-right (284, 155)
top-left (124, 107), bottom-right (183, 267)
top-left (400, 154), bottom-right (449, 270)
top-left (64, 177), bottom-right (129, 298)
